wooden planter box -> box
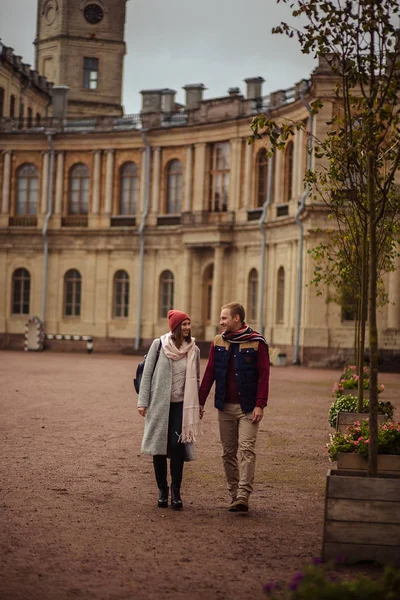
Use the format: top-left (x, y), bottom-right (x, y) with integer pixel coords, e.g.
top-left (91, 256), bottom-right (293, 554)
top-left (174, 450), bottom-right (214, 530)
top-left (322, 469), bottom-right (400, 565)
top-left (337, 411), bottom-right (387, 432)
top-left (337, 453), bottom-right (400, 474)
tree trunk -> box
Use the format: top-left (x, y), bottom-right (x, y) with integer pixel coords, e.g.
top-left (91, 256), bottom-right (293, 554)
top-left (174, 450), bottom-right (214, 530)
top-left (368, 149), bottom-right (378, 478)
top-left (357, 229), bottom-right (368, 412)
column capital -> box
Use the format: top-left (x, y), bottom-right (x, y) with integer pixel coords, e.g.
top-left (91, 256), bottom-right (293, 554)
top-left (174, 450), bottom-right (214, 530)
top-left (104, 149), bottom-right (115, 155)
top-left (92, 149), bottom-right (102, 155)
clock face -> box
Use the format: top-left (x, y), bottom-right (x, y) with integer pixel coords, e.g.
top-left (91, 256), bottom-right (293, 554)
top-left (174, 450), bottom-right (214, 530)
top-left (83, 3), bottom-right (104, 24)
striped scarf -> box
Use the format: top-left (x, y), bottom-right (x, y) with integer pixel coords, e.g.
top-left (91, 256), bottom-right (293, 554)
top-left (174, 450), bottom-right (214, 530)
top-left (222, 323), bottom-right (268, 348)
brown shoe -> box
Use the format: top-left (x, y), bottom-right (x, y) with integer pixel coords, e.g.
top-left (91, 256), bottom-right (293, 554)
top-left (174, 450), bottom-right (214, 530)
top-left (234, 497), bottom-right (249, 512)
top-left (228, 498), bottom-right (238, 512)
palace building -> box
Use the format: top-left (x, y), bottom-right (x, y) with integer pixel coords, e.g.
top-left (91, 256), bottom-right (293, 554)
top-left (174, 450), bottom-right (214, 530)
top-left (0, 0), bottom-right (399, 367)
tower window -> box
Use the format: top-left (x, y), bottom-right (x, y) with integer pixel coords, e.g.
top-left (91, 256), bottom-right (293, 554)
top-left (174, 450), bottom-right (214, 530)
top-left (83, 57), bottom-right (99, 90)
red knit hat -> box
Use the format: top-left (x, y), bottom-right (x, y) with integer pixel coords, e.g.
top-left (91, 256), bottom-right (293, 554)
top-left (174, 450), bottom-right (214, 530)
top-left (168, 309), bottom-right (190, 332)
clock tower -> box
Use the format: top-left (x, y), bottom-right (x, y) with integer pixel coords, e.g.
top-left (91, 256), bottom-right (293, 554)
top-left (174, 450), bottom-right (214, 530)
top-left (35, 0), bottom-right (127, 117)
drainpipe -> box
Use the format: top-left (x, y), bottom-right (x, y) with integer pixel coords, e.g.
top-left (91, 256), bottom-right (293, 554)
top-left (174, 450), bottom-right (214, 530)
top-left (293, 92), bottom-right (313, 365)
top-left (258, 153), bottom-right (275, 335)
top-left (135, 130), bottom-right (151, 351)
top-left (41, 131), bottom-right (55, 325)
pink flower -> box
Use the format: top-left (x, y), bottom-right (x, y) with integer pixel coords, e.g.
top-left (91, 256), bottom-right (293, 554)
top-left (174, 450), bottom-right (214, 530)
top-left (349, 366), bottom-right (356, 370)
top-left (365, 439), bottom-right (369, 443)
top-left (340, 379), bottom-right (345, 383)
top-left (380, 384), bottom-right (385, 391)
top-left (353, 441), bottom-right (359, 445)
top-left (358, 436), bottom-right (364, 441)
top-left (354, 375), bottom-right (359, 381)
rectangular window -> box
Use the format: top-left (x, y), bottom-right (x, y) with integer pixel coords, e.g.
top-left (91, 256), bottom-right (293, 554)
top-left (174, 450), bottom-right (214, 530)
top-left (10, 95), bottom-right (15, 118)
top-left (209, 142), bottom-right (230, 212)
top-left (83, 57), bottom-right (99, 90)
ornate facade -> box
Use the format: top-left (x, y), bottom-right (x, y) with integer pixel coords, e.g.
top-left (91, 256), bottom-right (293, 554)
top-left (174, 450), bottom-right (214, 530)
top-left (0, 1), bottom-right (399, 367)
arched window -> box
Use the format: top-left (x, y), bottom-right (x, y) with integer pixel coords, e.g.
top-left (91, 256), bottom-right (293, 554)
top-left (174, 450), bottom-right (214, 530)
top-left (69, 164), bottom-right (90, 215)
top-left (166, 160), bottom-right (183, 214)
top-left (276, 267), bottom-right (285, 324)
top-left (12, 268), bottom-right (30, 315)
top-left (256, 149), bottom-right (268, 207)
top-left (209, 142), bottom-right (230, 212)
top-left (64, 269), bottom-right (82, 317)
top-left (248, 269), bottom-right (259, 321)
top-left (119, 162), bottom-right (138, 215)
top-left (284, 141), bottom-right (294, 203)
top-left (113, 270), bottom-right (129, 318)
top-left (159, 270), bottom-right (174, 318)
top-left (16, 164), bottom-right (39, 215)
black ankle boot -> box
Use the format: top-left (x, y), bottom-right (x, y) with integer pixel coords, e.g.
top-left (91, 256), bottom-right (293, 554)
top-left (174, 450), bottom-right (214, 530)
top-left (171, 487), bottom-right (183, 510)
top-left (158, 487), bottom-right (168, 508)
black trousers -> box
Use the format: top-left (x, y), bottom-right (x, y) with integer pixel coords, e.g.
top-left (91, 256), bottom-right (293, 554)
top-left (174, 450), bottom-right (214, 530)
top-left (153, 401), bottom-right (185, 490)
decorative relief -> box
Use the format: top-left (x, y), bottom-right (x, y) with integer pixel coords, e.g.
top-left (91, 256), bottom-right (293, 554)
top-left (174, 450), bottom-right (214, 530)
top-left (41, 0), bottom-right (59, 25)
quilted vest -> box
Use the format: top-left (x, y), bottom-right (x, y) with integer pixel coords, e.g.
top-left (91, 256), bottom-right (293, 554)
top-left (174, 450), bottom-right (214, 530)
top-left (213, 334), bottom-right (259, 413)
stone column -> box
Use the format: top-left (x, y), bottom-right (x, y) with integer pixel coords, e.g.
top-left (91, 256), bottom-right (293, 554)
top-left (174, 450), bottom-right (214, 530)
top-left (40, 151), bottom-right (50, 213)
top-left (54, 152), bottom-right (64, 214)
top-left (243, 141), bottom-right (253, 210)
top-left (104, 150), bottom-right (115, 215)
top-left (193, 142), bottom-right (206, 212)
top-left (1, 151), bottom-right (12, 213)
top-left (211, 245), bottom-right (225, 332)
top-left (151, 147), bottom-right (161, 213)
top-left (92, 150), bottom-right (102, 214)
top-left (387, 253), bottom-right (400, 329)
top-left (182, 247), bottom-right (192, 314)
top-left (184, 145), bottom-right (193, 213)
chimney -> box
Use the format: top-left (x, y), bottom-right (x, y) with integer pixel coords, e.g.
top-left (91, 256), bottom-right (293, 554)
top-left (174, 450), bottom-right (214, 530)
top-left (228, 87), bottom-right (241, 96)
top-left (244, 77), bottom-right (265, 100)
top-left (52, 85), bottom-right (69, 119)
top-left (161, 89), bottom-right (176, 112)
top-left (183, 83), bottom-right (206, 109)
top-left (140, 89), bottom-right (164, 113)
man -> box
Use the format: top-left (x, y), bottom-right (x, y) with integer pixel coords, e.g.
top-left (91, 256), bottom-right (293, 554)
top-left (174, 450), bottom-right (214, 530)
top-left (199, 302), bottom-right (270, 512)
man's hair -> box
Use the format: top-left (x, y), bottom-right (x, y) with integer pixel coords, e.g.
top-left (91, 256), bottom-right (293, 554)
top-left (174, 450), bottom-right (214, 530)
top-left (221, 302), bottom-right (245, 324)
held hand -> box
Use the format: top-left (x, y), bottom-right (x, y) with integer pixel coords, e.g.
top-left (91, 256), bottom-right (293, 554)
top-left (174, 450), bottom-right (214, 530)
top-left (138, 407), bottom-right (147, 417)
top-left (252, 407), bottom-right (264, 423)
top-left (199, 406), bottom-right (205, 420)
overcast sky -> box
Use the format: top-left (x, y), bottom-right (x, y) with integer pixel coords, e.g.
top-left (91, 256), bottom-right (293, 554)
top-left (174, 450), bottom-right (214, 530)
top-left (0, 0), bottom-right (316, 113)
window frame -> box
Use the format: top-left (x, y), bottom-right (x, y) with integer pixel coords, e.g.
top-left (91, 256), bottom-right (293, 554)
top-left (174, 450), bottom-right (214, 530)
top-left (209, 142), bottom-right (230, 212)
top-left (83, 57), bottom-right (99, 90)
top-left (159, 270), bottom-right (174, 319)
top-left (64, 269), bottom-right (82, 318)
top-left (68, 163), bottom-right (90, 215)
top-left (113, 270), bottom-right (130, 318)
top-left (284, 141), bottom-right (294, 203)
top-left (12, 268), bottom-right (30, 315)
top-left (276, 266), bottom-right (285, 324)
top-left (248, 268), bottom-right (259, 322)
top-left (166, 159), bottom-right (183, 214)
top-left (119, 162), bottom-right (138, 215)
top-left (16, 164), bottom-right (39, 216)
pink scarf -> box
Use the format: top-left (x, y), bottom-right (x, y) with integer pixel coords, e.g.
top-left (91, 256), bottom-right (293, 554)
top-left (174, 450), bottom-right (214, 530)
top-left (160, 333), bottom-right (200, 443)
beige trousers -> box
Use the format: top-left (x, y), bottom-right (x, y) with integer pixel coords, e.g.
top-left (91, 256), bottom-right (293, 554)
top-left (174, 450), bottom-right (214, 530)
top-left (218, 403), bottom-right (259, 500)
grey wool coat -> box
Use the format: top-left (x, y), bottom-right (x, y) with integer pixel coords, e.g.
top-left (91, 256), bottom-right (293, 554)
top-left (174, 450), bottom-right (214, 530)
top-left (138, 338), bottom-right (201, 458)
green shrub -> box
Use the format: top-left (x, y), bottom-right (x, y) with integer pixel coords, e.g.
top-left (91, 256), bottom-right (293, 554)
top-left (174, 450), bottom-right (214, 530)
top-left (328, 394), bottom-right (394, 428)
top-left (263, 561), bottom-right (400, 599)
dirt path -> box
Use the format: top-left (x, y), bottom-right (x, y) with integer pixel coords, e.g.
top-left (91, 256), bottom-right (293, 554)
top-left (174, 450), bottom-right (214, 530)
top-left (1, 351), bottom-right (399, 600)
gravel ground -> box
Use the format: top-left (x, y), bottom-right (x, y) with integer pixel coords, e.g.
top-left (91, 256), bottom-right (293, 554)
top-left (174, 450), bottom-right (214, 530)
top-left (1, 350), bottom-right (399, 600)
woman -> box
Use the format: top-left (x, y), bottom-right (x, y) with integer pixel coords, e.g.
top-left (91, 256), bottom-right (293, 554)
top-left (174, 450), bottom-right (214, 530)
top-left (138, 310), bottom-right (201, 510)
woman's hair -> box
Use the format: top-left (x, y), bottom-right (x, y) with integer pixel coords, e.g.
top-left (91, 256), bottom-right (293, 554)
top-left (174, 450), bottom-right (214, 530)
top-left (172, 321), bottom-right (191, 349)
